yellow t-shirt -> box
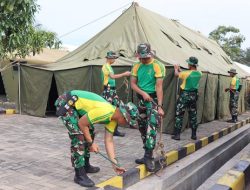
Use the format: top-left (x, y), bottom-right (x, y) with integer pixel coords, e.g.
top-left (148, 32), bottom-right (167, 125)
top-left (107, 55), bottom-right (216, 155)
top-left (71, 90), bottom-right (117, 133)
top-left (101, 63), bottom-right (116, 87)
top-left (230, 76), bottom-right (240, 90)
top-left (179, 70), bottom-right (202, 91)
top-left (131, 59), bottom-right (165, 93)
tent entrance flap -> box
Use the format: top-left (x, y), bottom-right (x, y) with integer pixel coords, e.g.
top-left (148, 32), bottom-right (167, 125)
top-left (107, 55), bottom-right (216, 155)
top-left (46, 75), bottom-right (58, 115)
top-left (0, 73), bottom-right (6, 96)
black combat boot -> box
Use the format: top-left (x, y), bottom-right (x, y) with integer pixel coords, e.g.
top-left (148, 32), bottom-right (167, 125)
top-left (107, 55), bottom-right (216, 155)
top-left (74, 167), bottom-right (95, 187)
top-left (191, 128), bottom-right (197, 140)
top-left (233, 115), bottom-right (237, 123)
top-left (144, 149), bottom-right (155, 172)
top-left (84, 157), bottom-right (100, 173)
top-left (227, 116), bottom-right (237, 123)
top-left (171, 128), bottom-right (181, 140)
top-left (113, 126), bottom-right (125, 137)
top-left (135, 150), bottom-right (146, 164)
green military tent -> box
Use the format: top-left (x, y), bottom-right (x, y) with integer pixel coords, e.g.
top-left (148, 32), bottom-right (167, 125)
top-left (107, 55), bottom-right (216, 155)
top-left (7, 2), bottom-right (250, 133)
top-left (0, 48), bottom-right (69, 106)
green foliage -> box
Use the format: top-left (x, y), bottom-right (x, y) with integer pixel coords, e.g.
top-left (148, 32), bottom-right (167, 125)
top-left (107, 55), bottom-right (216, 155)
top-left (0, 0), bottom-right (61, 59)
top-left (243, 48), bottom-right (250, 62)
top-left (209, 26), bottom-right (245, 61)
top-left (29, 27), bottom-right (62, 56)
top-left (239, 48), bottom-right (250, 66)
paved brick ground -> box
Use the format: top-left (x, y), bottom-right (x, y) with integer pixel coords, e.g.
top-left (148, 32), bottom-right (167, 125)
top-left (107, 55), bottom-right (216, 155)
top-left (0, 112), bottom-right (249, 190)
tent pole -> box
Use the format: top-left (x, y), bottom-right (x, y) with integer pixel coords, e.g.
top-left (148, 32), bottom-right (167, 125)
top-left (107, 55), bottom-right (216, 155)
top-left (131, 3), bottom-right (138, 103)
top-left (18, 62), bottom-right (21, 115)
top-left (90, 65), bottom-right (93, 91)
top-left (134, 3), bottom-right (137, 51)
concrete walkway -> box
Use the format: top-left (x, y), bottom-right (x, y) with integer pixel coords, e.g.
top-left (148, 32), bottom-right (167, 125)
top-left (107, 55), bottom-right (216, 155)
top-left (0, 113), bottom-right (249, 190)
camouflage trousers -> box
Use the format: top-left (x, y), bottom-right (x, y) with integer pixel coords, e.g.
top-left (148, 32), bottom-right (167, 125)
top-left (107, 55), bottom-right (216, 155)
top-left (102, 88), bottom-right (120, 107)
top-left (55, 94), bottom-right (95, 169)
top-left (175, 91), bottom-right (198, 130)
top-left (137, 97), bottom-right (161, 151)
top-left (230, 91), bottom-right (239, 117)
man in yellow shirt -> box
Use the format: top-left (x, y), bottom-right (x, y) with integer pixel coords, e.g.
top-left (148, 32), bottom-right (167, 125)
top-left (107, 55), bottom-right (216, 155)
top-left (101, 51), bottom-right (131, 137)
top-left (55, 90), bottom-right (139, 187)
top-left (172, 57), bottom-right (202, 140)
top-left (131, 43), bottom-right (165, 172)
top-left (225, 68), bottom-right (241, 123)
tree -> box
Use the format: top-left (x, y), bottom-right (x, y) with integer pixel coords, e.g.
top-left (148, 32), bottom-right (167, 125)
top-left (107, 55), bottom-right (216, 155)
top-left (29, 27), bottom-right (62, 56)
top-left (209, 26), bottom-right (245, 61)
top-left (239, 48), bottom-right (250, 66)
top-left (0, 0), bottom-right (61, 60)
top-left (243, 48), bottom-right (250, 62)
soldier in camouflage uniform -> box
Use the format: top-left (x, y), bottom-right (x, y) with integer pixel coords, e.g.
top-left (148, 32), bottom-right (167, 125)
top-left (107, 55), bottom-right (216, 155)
top-left (225, 68), bottom-right (241, 123)
top-left (55, 90), bottom-right (139, 187)
top-left (172, 56), bottom-right (202, 141)
top-left (131, 43), bottom-right (165, 172)
top-left (101, 51), bottom-right (131, 137)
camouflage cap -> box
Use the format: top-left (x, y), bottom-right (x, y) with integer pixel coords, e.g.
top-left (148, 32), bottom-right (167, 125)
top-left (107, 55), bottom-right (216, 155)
top-left (106, 51), bottom-right (118, 59)
top-left (186, 56), bottom-right (198, 66)
top-left (228, 68), bottom-right (237, 74)
top-left (119, 101), bottom-right (139, 128)
top-left (136, 43), bottom-right (153, 58)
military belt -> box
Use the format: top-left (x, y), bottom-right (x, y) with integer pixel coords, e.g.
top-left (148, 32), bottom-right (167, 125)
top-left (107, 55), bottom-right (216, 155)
top-left (56, 93), bottom-right (78, 116)
top-left (137, 92), bottom-right (157, 100)
top-left (103, 85), bottom-right (116, 90)
top-left (181, 89), bottom-right (198, 93)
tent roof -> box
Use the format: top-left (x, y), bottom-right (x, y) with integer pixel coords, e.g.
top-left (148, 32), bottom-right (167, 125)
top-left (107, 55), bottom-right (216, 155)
top-left (27, 2), bottom-right (248, 77)
top-left (19, 48), bottom-right (69, 64)
top-left (25, 57), bottom-right (135, 71)
top-left (234, 62), bottom-right (250, 76)
top-left (1, 48), bottom-right (69, 69)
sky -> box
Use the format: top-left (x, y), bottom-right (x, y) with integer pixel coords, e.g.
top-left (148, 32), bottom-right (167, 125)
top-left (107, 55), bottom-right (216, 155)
top-left (36, 0), bottom-right (250, 51)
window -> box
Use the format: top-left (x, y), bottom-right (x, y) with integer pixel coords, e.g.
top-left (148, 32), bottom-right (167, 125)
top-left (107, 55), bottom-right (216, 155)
top-left (221, 55), bottom-right (232, 64)
top-left (201, 46), bottom-right (212, 55)
top-left (161, 30), bottom-right (182, 48)
top-left (180, 36), bottom-right (200, 50)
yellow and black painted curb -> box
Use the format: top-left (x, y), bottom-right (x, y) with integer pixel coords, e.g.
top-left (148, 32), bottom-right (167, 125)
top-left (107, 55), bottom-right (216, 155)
top-left (0, 109), bottom-right (15, 115)
top-left (88, 117), bottom-right (250, 190)
top-left (209, 154), bottom-right (250, 190)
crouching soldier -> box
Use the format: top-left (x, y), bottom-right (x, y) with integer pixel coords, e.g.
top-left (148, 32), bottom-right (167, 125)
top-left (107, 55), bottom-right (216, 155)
top-left (55, 90), bottom-right (139, 187)
top-left (225, 68), bottom-right (241, 123)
